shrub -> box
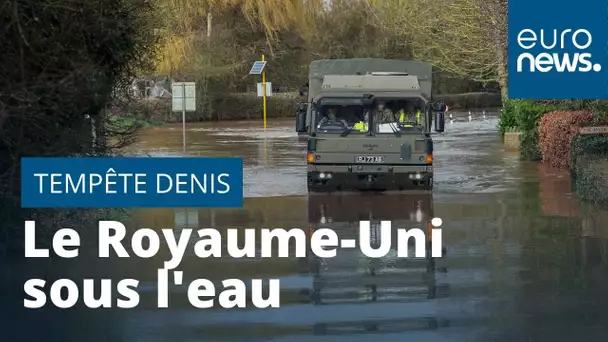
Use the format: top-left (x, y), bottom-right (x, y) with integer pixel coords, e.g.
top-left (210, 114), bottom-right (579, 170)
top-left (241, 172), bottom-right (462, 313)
top-left (571, 133), bottom-right (608, 204)
top-left (538, 110), bottom-right (594, 169)
top-left (513, 100), bottom-right (559, 160)
top-left (0, 0), bottom-right (158, 254)
top-left (498, 99), bottom-right (518, 136)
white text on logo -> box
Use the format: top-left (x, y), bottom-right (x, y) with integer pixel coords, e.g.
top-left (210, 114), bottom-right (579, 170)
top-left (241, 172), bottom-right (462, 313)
top-left (516, 29), bottom-right (602, 73)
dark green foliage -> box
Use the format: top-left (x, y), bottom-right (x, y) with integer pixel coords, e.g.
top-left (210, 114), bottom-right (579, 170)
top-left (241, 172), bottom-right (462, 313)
top-left (498, 99), bottom-right (518, 136)
top-left (499, 100), bottom-right (559, 160)
top-left (0, 0), bottom-right (159, 254)
top-left (499, 99), bottom-right (608, 161)
top-left (571, 134), bottom-right (608, 204)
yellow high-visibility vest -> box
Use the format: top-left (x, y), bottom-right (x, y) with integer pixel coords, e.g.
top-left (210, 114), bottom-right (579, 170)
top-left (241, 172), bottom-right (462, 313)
top-left (353, 121), bottom-right (368, 131)
top-left (398, 110), bottom-right (421, 127)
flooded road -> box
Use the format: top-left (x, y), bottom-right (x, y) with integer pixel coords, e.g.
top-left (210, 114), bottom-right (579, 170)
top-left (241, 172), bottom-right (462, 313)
top-left (4, 113), bottom-right (608, 341)
top-left (124, 112), bottom-right (523, 196)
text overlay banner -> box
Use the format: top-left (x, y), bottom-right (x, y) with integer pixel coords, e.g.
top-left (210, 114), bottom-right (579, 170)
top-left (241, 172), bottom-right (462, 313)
top-left (21, 157), bottom-right (243, 208)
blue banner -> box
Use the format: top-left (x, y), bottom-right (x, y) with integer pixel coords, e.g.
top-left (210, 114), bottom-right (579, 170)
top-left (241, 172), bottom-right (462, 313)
top-left (21, 157), bottom-right (243, 208)
top-left (508, 0), bottom-right (608, 99)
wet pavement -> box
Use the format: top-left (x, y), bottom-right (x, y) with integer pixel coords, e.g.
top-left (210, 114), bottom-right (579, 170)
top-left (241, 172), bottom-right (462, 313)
top-left (3, 112), bottom-right (608, 341)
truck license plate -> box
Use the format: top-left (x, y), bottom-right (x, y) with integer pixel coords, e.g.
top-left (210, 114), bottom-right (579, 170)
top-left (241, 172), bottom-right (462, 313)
top-left (355, 155), bottom-right (384, 163)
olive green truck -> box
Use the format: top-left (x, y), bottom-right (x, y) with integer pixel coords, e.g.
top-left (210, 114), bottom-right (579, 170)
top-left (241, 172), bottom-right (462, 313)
top-left (295, 58), bottom-right (446, 192)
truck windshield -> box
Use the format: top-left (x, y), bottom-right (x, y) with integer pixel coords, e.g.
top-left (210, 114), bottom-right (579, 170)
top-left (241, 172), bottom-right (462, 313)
top-left (315, 105), bottom-right (369, 133)
top-left (372, 99), bottom-right (426, 134)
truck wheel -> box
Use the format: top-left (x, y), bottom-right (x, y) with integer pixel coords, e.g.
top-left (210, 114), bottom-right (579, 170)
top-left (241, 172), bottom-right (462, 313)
top-left (426, 177), bottom-right (433, 190)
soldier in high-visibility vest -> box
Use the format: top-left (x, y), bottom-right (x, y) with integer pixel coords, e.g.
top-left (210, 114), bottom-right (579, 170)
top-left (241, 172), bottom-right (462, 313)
top-left (353, 112), bottom-right (369, 131)
top-left (398, 103), bottom-right (422, 127)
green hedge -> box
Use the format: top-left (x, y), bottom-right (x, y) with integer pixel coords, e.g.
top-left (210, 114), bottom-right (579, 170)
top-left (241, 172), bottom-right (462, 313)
top-left (116, 93), bottom-right (301, 123)
top-left (499, 99), bottom-right (559, 160)
top-left (570, 133), bottom-right (608, 204)
top-left (499, 99), bottom-right (608, 161)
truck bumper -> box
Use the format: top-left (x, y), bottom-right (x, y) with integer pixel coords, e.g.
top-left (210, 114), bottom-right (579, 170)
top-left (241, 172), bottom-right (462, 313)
top-left (307, 165), bottom-right (433, 192)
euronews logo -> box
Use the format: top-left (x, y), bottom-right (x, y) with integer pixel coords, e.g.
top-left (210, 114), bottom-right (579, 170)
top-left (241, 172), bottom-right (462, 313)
top-left (516, 28), bottom-right (602, 73)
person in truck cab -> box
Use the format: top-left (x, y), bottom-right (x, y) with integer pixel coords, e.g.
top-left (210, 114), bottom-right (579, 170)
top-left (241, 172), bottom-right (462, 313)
top-left (317, 107), bottom-right (348, 128)
top-left (353, 112), bottom-right (369, 131)
top-left (373, 100), bottom-right (394, 124)
top-left (397, 102), bottom-right (422, 127)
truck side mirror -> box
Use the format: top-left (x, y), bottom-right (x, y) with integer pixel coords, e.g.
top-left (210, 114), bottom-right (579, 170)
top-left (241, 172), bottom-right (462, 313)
top-left (296, 102), bottom-right (308, 133)
top-left (434, 103), bottom-right (445, 133)
top-left (433, 102), bottom-right (447, 112)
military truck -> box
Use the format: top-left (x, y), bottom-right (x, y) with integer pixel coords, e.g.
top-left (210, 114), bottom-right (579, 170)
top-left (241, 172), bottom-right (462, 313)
top-left (295, 58), bottom-right (446, 192)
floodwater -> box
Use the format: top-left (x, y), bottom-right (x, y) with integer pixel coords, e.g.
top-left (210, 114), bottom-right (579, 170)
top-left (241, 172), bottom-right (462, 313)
top-left (3, 112), bottom-right (608, 341)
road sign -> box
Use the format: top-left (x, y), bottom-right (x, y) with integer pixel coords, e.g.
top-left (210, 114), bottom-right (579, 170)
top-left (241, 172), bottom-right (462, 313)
top-left (171, 81), bottom-right (196, 154)
top-left (257, 82), bottom-right (272, 97)
top-left (172, 82), bottom-right (196, 112)
top-left (579, 125), bottom-right (608, 134)
top-left (249, 61), bottom-right (267, 75)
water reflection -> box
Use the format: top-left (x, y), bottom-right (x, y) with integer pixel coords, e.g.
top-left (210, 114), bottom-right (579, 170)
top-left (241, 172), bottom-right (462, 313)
top-left (305, 193), bottom-right (449, 336)
top-left (4, 187), bottom-right (608, 341)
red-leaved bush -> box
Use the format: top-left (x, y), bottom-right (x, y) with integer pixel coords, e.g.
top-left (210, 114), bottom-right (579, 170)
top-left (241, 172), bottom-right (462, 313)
top-left (538, 110), bottom-right (594, 169)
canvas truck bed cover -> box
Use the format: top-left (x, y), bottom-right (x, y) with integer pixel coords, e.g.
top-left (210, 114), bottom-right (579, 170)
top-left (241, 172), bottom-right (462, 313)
top-left (308, 58), bottom-right (432, 100)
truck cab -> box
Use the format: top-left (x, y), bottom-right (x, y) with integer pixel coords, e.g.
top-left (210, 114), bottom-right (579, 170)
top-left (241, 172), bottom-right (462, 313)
top-left (296, 59), bottom-right (445, 192)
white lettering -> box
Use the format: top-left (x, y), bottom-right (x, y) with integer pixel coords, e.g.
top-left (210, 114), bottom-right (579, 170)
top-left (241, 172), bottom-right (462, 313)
top-left (50, 173), bottom-right (62, 194)
top-left (157, 174), bottom-right (172, 194)
top-left (175, 173), bottom-right (188, 194)
top-left (98, 221), bottom-right (129, 257)
top-left (135, 174), bottom-right (146, 193)
top-left (572, 29), bottom-right (592, 49)
top-left (194, 229), bottom-right (222, 257)
top-left (23, 279), bottom-right (140, 309)
top-left (517, 29), bottom-right (537, 49)
top-left (310, 228), bottom-right (338, 258)
top-left (226, 229), bottom-right (256, 258)
top-left (52, 228), bottom-right (80, 258)
top-left (187, 279), bottom-right (215, 308)
top-left (105, 168), bottom-right (117, 194)
top-left (89, 174), bottom-right (102, 193)
top-left (50, 279), bottom-right (79, 308)
top-left (163, 228), bottom-right (192, 269)
top-left (131, 228), bottom-right (160, 258)
top-left (516, 28), bottom-right (600, 73)
top-left (34, 173), bottom-right (48, 194)
top-left (217, 173), bottom-right (230, 194)
top-left (359, 221), bottom-right (391, 258)
top-left (186, 279), bottom-right (280, 309)
top-left (261, 229), bottom-right (306, 257)
top-left (397, 228), bottom-right (427, 258)
top-left (23, 279), bottom-right (46, 308)
top-left (24, 221), bottom-right (49, 258)
top-left (118, 173), bottom-right (133, 193)
top-left (66, 174), bottom-right (85, 193)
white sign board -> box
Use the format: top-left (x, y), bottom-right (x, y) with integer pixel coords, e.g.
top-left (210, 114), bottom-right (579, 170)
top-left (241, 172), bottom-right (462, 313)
top-left (257, 82), bottom-right (272, 97)
top-left (172, 82), bottom-right (196, 112)
top-left (579, 125), bottom-right (608, 135)
top-left (174, 209), bottom-right (199, 228)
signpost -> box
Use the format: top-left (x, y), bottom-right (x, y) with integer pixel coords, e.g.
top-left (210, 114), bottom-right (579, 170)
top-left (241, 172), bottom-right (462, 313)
top-left (171, 82), bottom-right (196, 153)
top-left (579, 125), bottom-right (608, 135)
top-left (249, 57), bottom-right (269, 129)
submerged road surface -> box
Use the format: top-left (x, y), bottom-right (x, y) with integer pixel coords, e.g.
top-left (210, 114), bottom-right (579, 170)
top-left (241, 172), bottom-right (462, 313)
top-left (3, 113), bottom-right (608, 342)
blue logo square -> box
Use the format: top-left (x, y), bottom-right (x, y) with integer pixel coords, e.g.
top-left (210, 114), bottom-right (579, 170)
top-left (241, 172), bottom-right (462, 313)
top-left (508, 0), bottom-right (608, 99)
